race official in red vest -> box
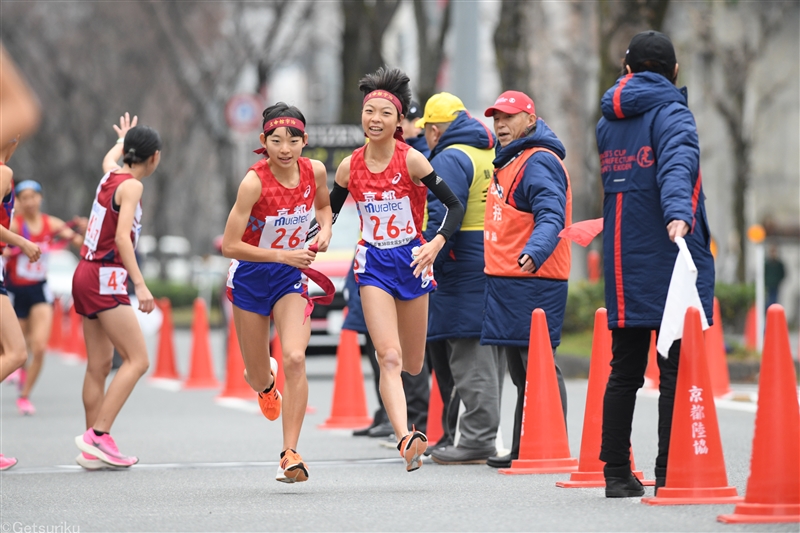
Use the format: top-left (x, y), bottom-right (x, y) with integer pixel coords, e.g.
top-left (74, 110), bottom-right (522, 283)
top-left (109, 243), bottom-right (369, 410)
top-left (481, 91), bottom-right (572, 469)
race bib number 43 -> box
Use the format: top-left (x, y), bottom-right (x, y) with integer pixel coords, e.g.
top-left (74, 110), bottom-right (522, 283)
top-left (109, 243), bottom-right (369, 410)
top-left (99, 267), bottom-right (128, 295)
top-left (84, 201), bottom-right (107, 252)
top-left (359, 197), bottom-right (416, 249)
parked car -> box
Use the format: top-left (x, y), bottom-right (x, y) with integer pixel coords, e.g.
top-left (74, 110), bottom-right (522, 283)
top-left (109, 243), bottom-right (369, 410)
top-left (47, 249), bottom-right (79, 303)
top-left (307, 199), bottom-right (360, 352)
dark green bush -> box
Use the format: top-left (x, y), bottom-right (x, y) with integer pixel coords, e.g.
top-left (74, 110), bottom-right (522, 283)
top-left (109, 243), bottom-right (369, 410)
top-left (563, 280), bottom-right (755, 334)
top-left (715, 282), bottom-right (754, 332)
top-left (564, 281), bottom-right (607, 333)
top-left (146, 279), bottom-right (203, 309)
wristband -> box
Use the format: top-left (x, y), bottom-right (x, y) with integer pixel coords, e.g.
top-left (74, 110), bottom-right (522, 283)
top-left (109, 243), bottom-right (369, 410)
top-left (116, 138), bottom-right (124, 144)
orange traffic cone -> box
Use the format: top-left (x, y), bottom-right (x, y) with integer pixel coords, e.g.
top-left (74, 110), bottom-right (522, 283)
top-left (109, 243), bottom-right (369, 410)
top-left (270, 331), bottom-right (285, 395)
top-left (718, 305), bottom-right (800, 523)
top-left (48, 297), bottom-right (63, 353)
top-left (644, 331), bottom-right (659, 390)
top-left (217, 318), bottom-right (252, 400)
top-left (744, 305), bottom-right (757, 350)
top-left (66, 304), bottom-right (87, 360)
top-left (427, 370), bottom-right (444, 444)
top-left (183, 298), bottom-right (219, 389)
top-left (500, 309), bottom-right (578, 475)
top-left (705, 297), bottom-right (732, 398)
top-left (587, 250), bottom-right (601, 283)
top-left (150, 298), bottom-right (180, 381)
top-left (318, 327), bottom-right (372, 429)
top-left (642, 307), bottom-right (742, 505)
top-left (557, 308), bottom-right (650, 487)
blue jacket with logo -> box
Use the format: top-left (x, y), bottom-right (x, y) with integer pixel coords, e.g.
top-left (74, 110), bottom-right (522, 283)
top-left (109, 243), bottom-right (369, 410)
top-left (597, 71), bottom-right (714, 329)
top-left (423, 111), bottom-right (495, 340)
top-left (480, 120), bottom-right (569, 348)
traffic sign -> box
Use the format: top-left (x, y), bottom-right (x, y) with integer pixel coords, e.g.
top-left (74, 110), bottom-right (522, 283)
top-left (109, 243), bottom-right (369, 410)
top-left (225, 94), bottom-right (264, 133)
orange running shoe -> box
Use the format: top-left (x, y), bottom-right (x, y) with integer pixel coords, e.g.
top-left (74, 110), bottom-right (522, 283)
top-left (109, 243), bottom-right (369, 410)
top-left (257, 357), bottom-right (282, 421)
top-left (397, 427), bottom-right (428, 472)
top-left (276, 449), bottom-right (309, 483)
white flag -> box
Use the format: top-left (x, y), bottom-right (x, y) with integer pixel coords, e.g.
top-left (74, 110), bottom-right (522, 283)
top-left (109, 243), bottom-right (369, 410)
top-left (657, 236), bottom-right (709, 357)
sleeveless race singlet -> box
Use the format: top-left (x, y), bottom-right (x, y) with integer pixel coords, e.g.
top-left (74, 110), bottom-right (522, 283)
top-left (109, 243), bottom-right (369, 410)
top-left (240, 157), bottom-right (316, 251)
top-left (348, 142), bottom-right (427, 249)
top-left (80, 171), bottom-right (142, 264)
top-left (7, 214), bottom-right (54, 285)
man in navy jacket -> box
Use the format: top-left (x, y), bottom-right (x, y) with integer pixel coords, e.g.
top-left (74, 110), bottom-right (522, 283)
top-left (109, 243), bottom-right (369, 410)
top-left (596, 31), bottom-right (715, 497)
top-left (419, 92), bottom-right (502, 464)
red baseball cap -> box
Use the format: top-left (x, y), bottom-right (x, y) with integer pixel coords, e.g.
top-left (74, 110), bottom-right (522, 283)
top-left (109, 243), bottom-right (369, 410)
top-left (484, 90), bottom-right (536, 117)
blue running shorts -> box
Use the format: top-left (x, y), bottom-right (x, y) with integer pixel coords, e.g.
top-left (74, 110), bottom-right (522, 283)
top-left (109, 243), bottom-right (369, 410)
top-left (226, 260), bottom-right (307, 317)
top-left (353, 239), bottom-right (436, 301)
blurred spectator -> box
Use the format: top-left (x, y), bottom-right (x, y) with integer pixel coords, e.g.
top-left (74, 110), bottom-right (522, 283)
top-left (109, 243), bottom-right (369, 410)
top-left (765, 244), bottom-right (785, 308)
top-left (418, 92), bottom-right (501, 464)
top-left (400, 101), bottom-right (429, 157)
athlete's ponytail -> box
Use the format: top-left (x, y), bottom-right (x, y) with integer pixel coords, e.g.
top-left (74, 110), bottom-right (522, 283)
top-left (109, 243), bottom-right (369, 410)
top-left (358, 67), bottom-right (412, 117)
top-left (122, 126), bottom-right (162, 166)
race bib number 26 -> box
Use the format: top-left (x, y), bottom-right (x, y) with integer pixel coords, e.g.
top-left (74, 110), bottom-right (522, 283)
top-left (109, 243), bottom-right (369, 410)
top-left (99, 267), bottom-right (128, 295)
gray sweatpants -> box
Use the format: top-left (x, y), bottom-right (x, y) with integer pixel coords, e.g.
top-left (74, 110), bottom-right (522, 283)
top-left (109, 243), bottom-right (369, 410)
top-left (447, 338), bottom-right (503, 449)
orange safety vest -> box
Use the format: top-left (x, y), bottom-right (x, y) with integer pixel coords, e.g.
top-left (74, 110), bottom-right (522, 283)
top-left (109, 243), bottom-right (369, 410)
top-left (483, 147), bottom-right (572, 279)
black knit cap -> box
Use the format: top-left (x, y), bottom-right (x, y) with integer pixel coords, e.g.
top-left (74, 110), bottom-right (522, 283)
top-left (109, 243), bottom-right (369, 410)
top-left (625, 31), bottom-right (676, 72)
top-left (406, 101), bottom-right (423, 121)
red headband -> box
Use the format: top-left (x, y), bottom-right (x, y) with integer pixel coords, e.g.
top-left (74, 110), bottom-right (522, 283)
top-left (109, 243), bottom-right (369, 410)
top-left (254, 117), bottom-right (306, 154)
top-left (363, 90), bottom-right (403, 115)
top-left (362, 90), bottom-right (406, 144)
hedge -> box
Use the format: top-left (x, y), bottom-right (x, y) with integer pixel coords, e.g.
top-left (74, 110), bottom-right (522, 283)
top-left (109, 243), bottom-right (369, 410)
top-left (563, 281), bottom-right (754, 334)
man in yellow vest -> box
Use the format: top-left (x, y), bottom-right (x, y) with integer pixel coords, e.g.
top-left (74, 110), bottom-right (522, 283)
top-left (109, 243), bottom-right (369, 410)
top-left (416, 92), bottom-right (503, 464)
top-left (482, 91), bottom-right (572, 469)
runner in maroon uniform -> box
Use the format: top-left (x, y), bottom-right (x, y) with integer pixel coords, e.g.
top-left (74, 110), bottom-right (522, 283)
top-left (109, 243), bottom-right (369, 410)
top-left (72, 113), bottom-right (161, 470)
top-left (328, 68), bottom-right (464, 472)
top-left (5, 181), bottom-right (85, 415)
top-left (222, 102), bottom-right (332, 483)
top-left (0, 136), bottom-right (42, 470)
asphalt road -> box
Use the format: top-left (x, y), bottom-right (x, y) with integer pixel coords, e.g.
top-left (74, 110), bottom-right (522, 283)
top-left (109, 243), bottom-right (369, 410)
top-left (0, 329), bottom-right (795, 532)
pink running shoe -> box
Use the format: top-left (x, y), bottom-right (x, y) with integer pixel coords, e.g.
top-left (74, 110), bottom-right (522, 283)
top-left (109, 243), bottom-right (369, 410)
top-left (0, 454), bottom-right (18, 471)
top-left (5, 368), bottom-right (21, 385)
top-left (16, 397), bottom-right (35, 415)
top-left (75, 452), bottom-right (123, 471)
top-left (74, 429), bottom-right (138, 467)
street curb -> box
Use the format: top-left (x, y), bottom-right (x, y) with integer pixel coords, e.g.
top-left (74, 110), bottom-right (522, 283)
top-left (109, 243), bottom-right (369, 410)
top-left (556, 354), bottom-right (800, 383)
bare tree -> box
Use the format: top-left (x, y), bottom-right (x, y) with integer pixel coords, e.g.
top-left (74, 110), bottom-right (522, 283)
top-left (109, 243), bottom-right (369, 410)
top-left (493, 0), bottom-right (531, 91)
top-left (413, 0), bottom-right (452, 106)
top-left (597, 0), bottom-right (670, 102)
top-left (695, 1), bottom-right (794, 282)
top-left (339, 0), bottom-right (402, 123)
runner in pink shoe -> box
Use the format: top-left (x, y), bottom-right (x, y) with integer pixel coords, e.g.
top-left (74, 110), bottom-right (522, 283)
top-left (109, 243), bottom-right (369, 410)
top-left (0, 135), bottom-right (42, 469)
top-left (5, 179), bottom-right (85, 416)
top-left (72, 113), bottom-right (160, 469)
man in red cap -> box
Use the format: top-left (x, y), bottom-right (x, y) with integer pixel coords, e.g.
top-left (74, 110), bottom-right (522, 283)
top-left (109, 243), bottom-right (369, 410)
top-left (481, 91), bottom-right (572, 468)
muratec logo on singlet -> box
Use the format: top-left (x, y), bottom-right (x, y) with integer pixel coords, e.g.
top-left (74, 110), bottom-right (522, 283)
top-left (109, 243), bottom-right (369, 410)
top-left (274, 205), bottom-right (309, 227)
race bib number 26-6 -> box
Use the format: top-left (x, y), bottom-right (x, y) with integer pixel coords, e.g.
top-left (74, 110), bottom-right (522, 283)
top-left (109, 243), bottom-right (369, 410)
top-left (359, 197), bottom-right (416, 249)
top-left (99, 266), bottom-right (128, 295)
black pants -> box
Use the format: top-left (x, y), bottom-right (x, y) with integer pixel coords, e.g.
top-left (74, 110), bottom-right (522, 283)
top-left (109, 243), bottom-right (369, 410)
top-left (504, 345), bottom-right (567, 459)
top-left (425, 340), bottom-right (460, 444)
top-left (600, 328), bottom-right (680, 473)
